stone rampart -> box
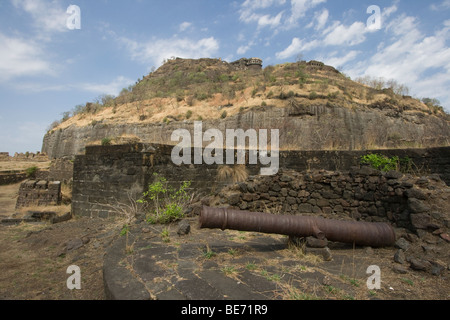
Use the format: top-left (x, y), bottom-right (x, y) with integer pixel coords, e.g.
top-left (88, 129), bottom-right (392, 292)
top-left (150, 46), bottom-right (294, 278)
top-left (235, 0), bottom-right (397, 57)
top-left (71, 144), bottom-right (450, 223)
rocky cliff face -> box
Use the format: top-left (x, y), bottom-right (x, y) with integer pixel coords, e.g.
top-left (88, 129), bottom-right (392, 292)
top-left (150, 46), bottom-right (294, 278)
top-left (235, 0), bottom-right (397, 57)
top-left (42, 103), bottom-right (449, 159)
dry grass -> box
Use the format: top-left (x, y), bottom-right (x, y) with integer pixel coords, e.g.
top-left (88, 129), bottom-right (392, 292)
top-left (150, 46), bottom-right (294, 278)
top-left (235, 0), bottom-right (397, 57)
top-left (0, 161), bottom-right (51, 172)
top-left (217, 165), bottom-right (249, 183)
top-left (15, 205), bottom-right (71, 218)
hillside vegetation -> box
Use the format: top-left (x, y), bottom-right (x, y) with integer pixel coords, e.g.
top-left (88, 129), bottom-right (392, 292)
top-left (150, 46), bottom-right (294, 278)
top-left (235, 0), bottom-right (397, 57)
top-left (50, 58), bottom-right (448, 131)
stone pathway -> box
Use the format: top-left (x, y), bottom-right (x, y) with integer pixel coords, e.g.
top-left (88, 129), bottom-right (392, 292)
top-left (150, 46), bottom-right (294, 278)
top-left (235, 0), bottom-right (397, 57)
top-left (103, 218), bottom-right (394, 300)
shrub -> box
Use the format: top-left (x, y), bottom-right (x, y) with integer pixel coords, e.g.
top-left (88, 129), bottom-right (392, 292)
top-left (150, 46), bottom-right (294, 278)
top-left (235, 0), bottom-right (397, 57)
top-left (186, 110), bottom-right (193, 119)
top-left (137, 173), bottom-right (192, 224)
top-left (221, 110), bottom-right (227, 119)
top-left (101, 137), bottom-right (112, 146)
top-left (279, 90), bottom-right (295, 100)
top-left (309, 91), bottom-right (318, 100)
top-left (327, 91), bottom-right (339, 100)
top-left (361, 154), bottom-right (399, 172)
top-left (195, 92), bottom-right (209, 101)
top-left (26, 166), bottom-right (38, 178)
top-left (218, 74), bottom-right (230, 82)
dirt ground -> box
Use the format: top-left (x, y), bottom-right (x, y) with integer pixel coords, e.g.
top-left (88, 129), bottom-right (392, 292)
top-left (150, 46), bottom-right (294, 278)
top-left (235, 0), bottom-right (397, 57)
top-left (0, 181), bottom-right (448, 300)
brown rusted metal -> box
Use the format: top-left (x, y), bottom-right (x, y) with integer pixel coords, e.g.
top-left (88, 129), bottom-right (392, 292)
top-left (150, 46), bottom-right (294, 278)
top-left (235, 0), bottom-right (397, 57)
top-left (199, 206), bottom-right (396, 247)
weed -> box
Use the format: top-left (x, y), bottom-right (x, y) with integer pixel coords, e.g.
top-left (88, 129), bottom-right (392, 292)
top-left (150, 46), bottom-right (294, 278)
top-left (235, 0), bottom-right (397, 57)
top-left (401, 278), bottom-right (414, 286)
top-left (138, 173), bottom-right (192, 224)
top-left (101, 137), bottom-right (112, 146)
top-left (360, 153), bottom-right (399, 172)
top-left (203, 248), bottom-right (216, 259)
top-left (245, 262), bottom-right (257, 271)
top-left (221, 266), bottom-right (237, 275)
top-left (161, 228), bottom-right (170, 243)
top-left (25, 166), bottom-right (38, 178)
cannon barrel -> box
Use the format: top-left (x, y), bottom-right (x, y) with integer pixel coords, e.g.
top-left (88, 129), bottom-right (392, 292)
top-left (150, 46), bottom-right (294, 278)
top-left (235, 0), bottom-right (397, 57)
top-left (199, 206), bottom-right (396, 247)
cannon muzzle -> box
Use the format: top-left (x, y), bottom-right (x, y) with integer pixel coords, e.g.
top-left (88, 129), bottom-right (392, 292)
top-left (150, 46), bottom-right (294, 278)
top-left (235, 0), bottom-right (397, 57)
top-left (199, 206), bottom-right (396, 247)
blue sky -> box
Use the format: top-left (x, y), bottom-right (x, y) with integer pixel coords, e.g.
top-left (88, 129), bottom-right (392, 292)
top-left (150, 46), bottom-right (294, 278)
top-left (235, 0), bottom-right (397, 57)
top-left (0, 0), bottom-right (449, 155)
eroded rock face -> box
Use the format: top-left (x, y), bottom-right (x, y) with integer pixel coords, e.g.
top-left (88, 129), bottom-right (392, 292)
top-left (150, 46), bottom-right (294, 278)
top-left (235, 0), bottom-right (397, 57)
top-left (42, 104), bottom-right (450, 159)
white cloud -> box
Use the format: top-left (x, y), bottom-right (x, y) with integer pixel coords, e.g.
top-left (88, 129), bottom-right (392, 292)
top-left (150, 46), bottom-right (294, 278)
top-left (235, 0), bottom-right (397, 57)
top-left (78, 76), bottom-right (134, 96)
top-left (430, 0), bottom-right (450, 11)
top-left (118, 35), bottom-right (220, 67)
top-left (276, 37), bottom-right (320, 59)
top-left (179, 22), bottom-right (192, 32)
top-left (239, 0), bottom-right (285, 29)
top-left (382, 2), bottom-right (398, 19)
top-left (240, 0), bottom-right (326, 29)
top-left (237, 45), bottom-right (251, 55)
top-left (256, 12), bottom-right (284, 28)
top-left (0, 32), bottom-right (53, 82)
top-left (346, 18), bottom-right (450, 111)
top-left (322, 51), bottom-right (360, 68)
top-left (323, 21), bottom-right (367, 46)
top-left (240, 0), bottom-right (287, 21)
top-left (11, 0), bottom-right (68, 34)
top-left (286, 0), bottom-right (326, 26)
top-left (10, 76), bottom-right (134, 96)
top-left (314, 9), bottom-right (329, 30)
top-left (275, 37), bottom-right (303, 59)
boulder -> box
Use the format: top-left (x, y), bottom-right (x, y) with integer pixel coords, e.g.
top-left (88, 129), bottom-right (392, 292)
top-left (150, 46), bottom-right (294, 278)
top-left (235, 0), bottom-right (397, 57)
top-left (177, 220), bottom-right (191, 236)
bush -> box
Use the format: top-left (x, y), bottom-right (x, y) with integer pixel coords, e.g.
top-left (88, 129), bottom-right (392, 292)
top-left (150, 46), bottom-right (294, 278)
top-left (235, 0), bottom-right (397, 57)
top-left (195, 92), bottom-right (209, 101)
top-left (137, 173), bottom-right (192, 224)
top-left (101, 137), bottom-right (112, 146)
top-left (185, 110), bottom-right (193, 119)
top-left (361, 154), bottom-right (399, 172)
top-left (327, 91), bottom-right (339, 100)
top-left (26, 166), bottom-right (38, 178)
top-left (309, 91), bottom-right (318, 100)
top-left (221, 110), bottom-right (227, 119)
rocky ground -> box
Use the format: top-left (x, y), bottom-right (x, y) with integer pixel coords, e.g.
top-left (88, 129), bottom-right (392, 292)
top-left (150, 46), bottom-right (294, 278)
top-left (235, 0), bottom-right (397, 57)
top-left (0, 178), bottom-right (448, 300)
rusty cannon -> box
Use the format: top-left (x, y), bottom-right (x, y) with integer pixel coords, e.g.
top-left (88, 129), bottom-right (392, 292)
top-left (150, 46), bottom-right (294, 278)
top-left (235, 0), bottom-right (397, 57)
top-left (199, 206), bottom-right (396, 247)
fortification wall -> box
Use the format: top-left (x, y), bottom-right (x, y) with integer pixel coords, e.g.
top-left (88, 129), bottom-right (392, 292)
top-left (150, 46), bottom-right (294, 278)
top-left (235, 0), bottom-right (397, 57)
top-left (15, 180), bottom-right (62, 209)
top-left (216, 169), bottom-right (449, 236)
top-left (71, 144), bottom-right (450, 221)
top-left (0, 172), bottom-right (28, 185)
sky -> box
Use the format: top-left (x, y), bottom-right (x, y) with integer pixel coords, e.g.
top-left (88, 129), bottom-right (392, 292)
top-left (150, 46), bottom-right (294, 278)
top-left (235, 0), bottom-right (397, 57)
top-left (0, 0), bottom-right (449, 155)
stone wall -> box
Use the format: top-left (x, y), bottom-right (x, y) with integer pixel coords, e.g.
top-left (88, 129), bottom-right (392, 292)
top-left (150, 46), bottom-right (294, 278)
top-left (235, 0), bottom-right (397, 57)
top-left (48, 158), bottom-right (74, 183)
top-left (9, 152), bottom-right (49, 162)
top-left (278, 147), bottom-right (450, 186)
top-left (15, 180), bottom-right (62, 209)
top-left (72, 143), bottom-right (244, 218)
top-left (0, 172), bottom-right (28, 185)
top-left (215, 169), bottom-right (449, 236)
top-left (71, 143), bottom-right (450, 221)
top-left (0, 152), bottom-right (9, 161)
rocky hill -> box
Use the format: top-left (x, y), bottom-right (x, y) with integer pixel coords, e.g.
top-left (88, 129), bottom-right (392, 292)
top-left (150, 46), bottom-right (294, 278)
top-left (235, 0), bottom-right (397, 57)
top-left (42, 58), bottom-right (450, 159)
